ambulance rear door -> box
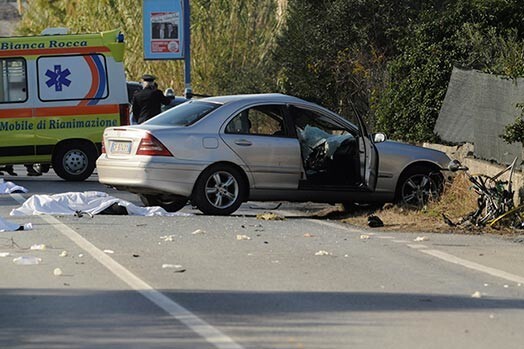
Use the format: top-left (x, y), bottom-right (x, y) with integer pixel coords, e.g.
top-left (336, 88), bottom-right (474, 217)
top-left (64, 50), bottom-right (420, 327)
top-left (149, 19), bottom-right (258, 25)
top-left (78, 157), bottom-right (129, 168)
top-left (0, 56), bottom-right (35, 165)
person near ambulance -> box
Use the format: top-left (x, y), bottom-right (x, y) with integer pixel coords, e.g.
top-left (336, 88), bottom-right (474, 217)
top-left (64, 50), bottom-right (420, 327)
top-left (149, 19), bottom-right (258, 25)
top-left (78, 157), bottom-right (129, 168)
top-left (131, 74), bottom-right (171, 124)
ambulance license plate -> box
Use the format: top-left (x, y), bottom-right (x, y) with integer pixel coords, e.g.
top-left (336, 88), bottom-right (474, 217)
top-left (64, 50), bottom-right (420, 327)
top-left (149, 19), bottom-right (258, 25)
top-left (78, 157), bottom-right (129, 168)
top-left (110, 141), bottom-right (132, 154)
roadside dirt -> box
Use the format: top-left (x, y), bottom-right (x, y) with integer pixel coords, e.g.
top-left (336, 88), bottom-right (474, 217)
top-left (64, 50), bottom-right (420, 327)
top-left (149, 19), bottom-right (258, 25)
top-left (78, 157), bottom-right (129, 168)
top-left (310, 173), bottom-right (523, 236)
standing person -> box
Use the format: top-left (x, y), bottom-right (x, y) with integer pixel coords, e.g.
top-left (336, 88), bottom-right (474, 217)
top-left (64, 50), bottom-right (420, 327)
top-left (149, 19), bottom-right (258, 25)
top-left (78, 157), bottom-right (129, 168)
top-left (131, 75), bottom-right (171, 124)
top-left (166, 23), bottom-right (178, 39)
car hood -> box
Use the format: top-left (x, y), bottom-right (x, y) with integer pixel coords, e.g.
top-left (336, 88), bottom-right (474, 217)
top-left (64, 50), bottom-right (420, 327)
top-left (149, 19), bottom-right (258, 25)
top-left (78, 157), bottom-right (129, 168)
top-left (376, 140), bottom-right (452, 169)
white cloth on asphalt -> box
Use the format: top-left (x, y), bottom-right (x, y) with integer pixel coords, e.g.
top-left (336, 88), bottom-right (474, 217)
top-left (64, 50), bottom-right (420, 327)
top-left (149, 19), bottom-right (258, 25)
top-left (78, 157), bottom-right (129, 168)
top-left (9, 191), bottom-right (191, 217)
top-left (0, 216), bottom-right (32, 232)
top-left (0, 179), bottom-right (28, 194)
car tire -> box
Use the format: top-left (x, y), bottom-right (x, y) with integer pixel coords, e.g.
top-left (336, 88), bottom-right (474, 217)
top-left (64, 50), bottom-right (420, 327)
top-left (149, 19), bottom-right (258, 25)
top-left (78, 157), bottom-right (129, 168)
top-left (140, 194), bottom-right (188, 212)
top-left (193, 164), bottom-right (246, 215)
top-left (396, 166), bottom-right (443, 208)
top-left (52, 142), bottom-right (97, 181)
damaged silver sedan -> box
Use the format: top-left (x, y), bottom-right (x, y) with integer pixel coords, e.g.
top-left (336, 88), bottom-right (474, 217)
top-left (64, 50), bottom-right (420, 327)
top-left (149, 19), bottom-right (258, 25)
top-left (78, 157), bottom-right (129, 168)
top-left (97, 94), bottom-right (452, 215)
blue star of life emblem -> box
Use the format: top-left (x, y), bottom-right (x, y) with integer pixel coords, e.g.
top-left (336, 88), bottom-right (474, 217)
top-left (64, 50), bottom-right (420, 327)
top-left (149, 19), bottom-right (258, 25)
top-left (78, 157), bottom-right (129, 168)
top-left (45, 65), bottom-right (71, 91)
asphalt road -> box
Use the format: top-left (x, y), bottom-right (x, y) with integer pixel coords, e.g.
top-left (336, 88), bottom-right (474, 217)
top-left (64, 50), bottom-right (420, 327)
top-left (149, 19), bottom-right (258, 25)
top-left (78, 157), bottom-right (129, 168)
top-left (1, 168), bottom-right (524, 348)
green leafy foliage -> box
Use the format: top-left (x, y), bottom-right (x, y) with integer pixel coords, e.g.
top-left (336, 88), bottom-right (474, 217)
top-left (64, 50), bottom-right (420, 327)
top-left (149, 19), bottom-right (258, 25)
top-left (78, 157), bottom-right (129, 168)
top-left (14, 0), bottom-right (524, 143)
top-left (375, 0), bottom-right (524, 142)
top-left (16, 0), bottom-right (281, 96)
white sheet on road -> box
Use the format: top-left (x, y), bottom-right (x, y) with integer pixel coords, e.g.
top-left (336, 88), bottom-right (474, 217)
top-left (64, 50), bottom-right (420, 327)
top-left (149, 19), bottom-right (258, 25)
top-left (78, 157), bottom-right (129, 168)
top-left (10, 191), bottom-right (191, 217)
top-left (0, 216), bottom-right (32, 232)
top-left (0, 179), bottom-right (28, 194)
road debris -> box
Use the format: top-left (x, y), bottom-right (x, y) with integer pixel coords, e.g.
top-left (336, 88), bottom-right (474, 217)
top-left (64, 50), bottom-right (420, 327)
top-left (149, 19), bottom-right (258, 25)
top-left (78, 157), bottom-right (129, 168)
top-left (30, 244), bottom-right (46, 250)
top-left (471, 291), bottom-right (482, 298)
top-left (59, 251), bottom-right (68, 257)
top-left (78, 253), bottom-right (84, 258)
top-left (160, 235), bottom-right (176, 242)
top-left (13, 256), bottom-right (42, 265)
top-left (103, 249), bottom-right (114, 254)
top-left (0, 252), bottom-right (10, 257)
top-left (303, 233), bottom-right (315, 238)
top-left (53, 268), bottom-right (63, 276)
top-left (414, 236), bottom-right (429, 242)
top-left (236, 234), bottom-right (251, 240)
top-left (161, 264), bottom-right (186, 272)
top-left (315, 250), bottom-right (332, 256)
top-left (360, 234), bottom-right (371, 240)
top-left (256, 212), bottom-right (285, 221)
top-left (367, 215), bottom-right (384, 228)
top-left (191, 229), bottom-right (205, 235)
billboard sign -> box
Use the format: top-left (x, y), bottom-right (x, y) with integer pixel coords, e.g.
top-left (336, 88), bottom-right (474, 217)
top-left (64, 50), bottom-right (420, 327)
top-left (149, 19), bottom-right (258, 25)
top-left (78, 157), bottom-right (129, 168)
top-left (143, 0), bottom-right (183, 60)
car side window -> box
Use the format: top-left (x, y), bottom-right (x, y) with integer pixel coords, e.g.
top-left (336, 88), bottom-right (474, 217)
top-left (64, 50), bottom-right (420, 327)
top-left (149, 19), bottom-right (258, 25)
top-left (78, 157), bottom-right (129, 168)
top-left (225, 105), bottom-right (286, 136)
top-left (290, 106), bottom-right (357, 150)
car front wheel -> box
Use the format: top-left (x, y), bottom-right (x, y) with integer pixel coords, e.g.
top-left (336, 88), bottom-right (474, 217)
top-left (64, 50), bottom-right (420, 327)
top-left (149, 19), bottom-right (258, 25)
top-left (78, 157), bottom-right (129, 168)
top-left (396, 166), bottom-right (443, 208)
top-left (193, 165), bottom-right (246, 215)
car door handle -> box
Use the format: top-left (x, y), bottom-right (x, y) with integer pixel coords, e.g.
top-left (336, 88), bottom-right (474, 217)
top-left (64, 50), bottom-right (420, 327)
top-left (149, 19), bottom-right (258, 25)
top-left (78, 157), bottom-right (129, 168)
top-left (234, 139), bottom-right (252, 146)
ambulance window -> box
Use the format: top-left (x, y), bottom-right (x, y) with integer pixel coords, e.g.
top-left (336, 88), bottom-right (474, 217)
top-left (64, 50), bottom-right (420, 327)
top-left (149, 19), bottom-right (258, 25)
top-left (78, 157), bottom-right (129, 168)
top-left (0, 58), bottom-right (27, 103)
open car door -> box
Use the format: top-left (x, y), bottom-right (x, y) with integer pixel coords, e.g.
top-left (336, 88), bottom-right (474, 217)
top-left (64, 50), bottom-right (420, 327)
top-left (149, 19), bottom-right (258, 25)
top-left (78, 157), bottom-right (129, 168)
top-left (289, 104), bottom-right (378, 191)
top-left (349, 111), bottom-right (378, 191)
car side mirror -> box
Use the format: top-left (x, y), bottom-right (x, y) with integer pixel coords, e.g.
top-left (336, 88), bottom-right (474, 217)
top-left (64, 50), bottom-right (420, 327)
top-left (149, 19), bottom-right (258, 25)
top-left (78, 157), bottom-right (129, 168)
top-left (373, 133), bottom-right (386, 143)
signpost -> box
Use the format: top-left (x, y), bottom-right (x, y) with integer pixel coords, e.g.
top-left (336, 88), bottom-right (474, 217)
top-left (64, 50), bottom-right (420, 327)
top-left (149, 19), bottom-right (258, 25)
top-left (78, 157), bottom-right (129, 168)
top-left (142, 0), bottom-right (192, 98)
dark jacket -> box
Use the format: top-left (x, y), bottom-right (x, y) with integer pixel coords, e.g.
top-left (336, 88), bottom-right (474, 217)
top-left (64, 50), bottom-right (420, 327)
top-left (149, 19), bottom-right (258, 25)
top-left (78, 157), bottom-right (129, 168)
top-left (132, 87), bottom-right (171, 124)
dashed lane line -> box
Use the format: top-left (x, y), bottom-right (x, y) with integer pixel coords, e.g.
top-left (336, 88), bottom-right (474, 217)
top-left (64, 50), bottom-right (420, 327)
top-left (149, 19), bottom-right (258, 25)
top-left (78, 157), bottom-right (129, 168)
top-left (10, 193), bottom-right (244, 349)
top-left (285, 212), bottom-right (524, 285)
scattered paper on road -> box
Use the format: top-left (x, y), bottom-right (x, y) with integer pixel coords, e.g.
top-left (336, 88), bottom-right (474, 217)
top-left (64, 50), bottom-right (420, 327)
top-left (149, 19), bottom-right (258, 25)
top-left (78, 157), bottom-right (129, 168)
top-left (414, 236), bottom-right (429, 242)
top-left (103, 249), bottom-right (114, 254)
top-left (160, 235), bottom-right (175, 242)
top-left (360, 234), bottom-right (371, 240)
top-left (12, 256), bottom-right (42, 265)
top-left (53, 268), bottom-right (63, 276)
top-left (191, 229), bottom-right (206, 235)
top-left (236, 234), bottom-right (251, 240)
top-left (471, 291), bottom-right (482, 298)
top-left (30, 244), bottom-right (46, 250)
top-left (315, 250), bottom-right (332, 256)
top-left (0, 252), bottom-right (10, 257)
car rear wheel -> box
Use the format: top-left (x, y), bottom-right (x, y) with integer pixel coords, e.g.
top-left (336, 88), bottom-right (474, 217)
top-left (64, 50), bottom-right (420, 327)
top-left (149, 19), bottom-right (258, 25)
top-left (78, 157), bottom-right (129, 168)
top-left (140, 194), bottom-right (188, 212)
top-left (193, 164), bottom-right (246, 215)
top-left (396, 166), bottom-right (443, 208)
top-left (52, 142), bottom-right (97, 181)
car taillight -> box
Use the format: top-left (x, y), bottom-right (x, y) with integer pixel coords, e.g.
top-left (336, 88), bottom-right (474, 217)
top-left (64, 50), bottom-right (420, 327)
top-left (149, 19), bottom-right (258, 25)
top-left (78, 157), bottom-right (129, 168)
top-left (101, 135), bottom-right (106, 153)
top-left (136, 133), bottom-right (173, 156)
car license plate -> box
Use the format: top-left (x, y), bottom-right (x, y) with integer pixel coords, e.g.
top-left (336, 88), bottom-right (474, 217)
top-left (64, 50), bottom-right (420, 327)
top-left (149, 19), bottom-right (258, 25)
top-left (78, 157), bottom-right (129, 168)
top-left (110, 141), bottom-right (132, 154)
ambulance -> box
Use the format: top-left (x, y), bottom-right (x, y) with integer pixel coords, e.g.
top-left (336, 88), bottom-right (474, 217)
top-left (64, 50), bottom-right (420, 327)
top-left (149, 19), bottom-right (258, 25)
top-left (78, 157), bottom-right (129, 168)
top-left (0, 28), bottom-right (129, 181)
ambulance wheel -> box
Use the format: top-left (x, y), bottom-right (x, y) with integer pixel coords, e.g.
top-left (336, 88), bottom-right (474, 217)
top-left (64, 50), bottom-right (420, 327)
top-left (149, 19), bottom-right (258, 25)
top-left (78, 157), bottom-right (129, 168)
top-left (53, 142), bottom-right (98, 181)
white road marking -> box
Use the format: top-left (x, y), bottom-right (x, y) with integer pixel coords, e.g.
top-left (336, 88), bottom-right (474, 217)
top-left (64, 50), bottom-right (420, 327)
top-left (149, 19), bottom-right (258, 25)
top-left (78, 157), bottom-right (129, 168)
top-left (10, 193), bottom-right (243, 349)
top-left (295, 212), bottom-right (524, 285)
top-left (422, 249), bottom-right (524, 284)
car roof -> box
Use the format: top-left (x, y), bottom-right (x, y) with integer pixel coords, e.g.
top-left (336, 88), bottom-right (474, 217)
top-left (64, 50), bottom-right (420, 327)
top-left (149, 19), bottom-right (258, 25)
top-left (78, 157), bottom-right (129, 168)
top-left (200, 93), bottom-right (307, 105)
